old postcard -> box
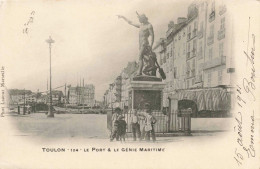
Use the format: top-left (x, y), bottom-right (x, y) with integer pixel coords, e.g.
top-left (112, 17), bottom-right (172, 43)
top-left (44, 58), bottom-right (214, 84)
top-left (0, 0), bottom-right (259, 168)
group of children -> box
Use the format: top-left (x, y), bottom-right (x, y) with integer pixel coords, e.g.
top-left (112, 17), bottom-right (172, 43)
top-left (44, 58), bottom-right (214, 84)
top-left (110, 103), bottom-right (157, 142)
top-left (110, 108), bottom-right (127, 142)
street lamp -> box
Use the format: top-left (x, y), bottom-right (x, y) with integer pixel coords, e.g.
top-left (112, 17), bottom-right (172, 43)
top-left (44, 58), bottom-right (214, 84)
top-left (46, 36), bottom-right (55, 118)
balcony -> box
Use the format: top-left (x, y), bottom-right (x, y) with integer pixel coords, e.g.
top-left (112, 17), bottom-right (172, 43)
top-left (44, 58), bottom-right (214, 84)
top-left (197, 30), bottom-right (203, 39)
top-left (187, 49), bottom-right (196, 60)
top-left (203, 56), bottom-right (226, 70)
top-left (218, 28), bottom-right (225, 40)
top-left (207, 35), bottom-right (214, 45)
top-left (209, 11), bottom-right (215, 22)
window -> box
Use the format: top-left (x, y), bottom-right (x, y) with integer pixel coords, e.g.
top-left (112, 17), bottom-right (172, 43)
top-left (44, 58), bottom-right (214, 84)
top-left (218, 70), bottom-right (222, 85)
top-left (207, 73), bottom-right (212, 87)
top-left (192, 59), bottom-right (195, 69)
top-left (160, 55), bottom-right (163, 65)
top-left (174, 67), bottom-right (177, 78)
top-left (178, 46), bottom-right (180, 57)
top-left (187, 62), bottom-right (191, 71)
top-left (200, 21), bottom-right (204, 32)
top-left (219, 42), bottom-right (224, 57)
top-left (210, 24), bottom-right (214, 37)
top-left (163, 54), bottom-right (166, 63)
top-left (198, 66), bottom-right (202, 76)
top-left (220, 17), bottom-right (225, 29)
top-left (193, 39), bottom-right (197, 50)
top-left (192, 79), bottom-right (195, 85)
top-left (194, 21), bottom-right (198, 30)
top-left (209, 48), bottom-right (213, 60)
top-left (183, 43), bottom-right (186, 54)
top-left (199, 41), bottom-right (203, 59)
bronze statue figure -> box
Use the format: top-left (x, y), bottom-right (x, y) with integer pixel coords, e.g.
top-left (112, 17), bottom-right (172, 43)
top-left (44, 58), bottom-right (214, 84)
top-left (117, 12), bottom-right (158, 77)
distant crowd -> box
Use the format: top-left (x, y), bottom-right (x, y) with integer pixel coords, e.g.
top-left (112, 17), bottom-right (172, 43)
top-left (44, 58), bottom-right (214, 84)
top-left (110, 103), bottom-right (157, 142)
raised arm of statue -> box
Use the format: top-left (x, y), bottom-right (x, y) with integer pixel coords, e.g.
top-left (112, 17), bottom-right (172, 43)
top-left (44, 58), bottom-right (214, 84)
top-left (117, 15), bottom-right (140, 28)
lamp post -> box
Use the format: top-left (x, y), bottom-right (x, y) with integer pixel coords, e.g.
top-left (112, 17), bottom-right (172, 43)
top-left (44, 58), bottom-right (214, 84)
top-left (46, 36), bottom-right (55, 118)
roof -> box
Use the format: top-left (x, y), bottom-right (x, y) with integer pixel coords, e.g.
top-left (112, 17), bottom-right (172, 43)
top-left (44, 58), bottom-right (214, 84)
top-left (166, 22), bottom-right (187, 45)
top-left (48, 90), bottom-right (64, 96)
top-left (8, 89), bottom-right (32, 95)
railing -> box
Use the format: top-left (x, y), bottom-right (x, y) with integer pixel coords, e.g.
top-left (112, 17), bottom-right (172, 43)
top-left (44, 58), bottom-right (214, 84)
top-left (207, 35), bottom-right (214, 45)
top-left (218, 28), bottom-right (225, 40)
top-left (123, 110), bottom-right (169, 133)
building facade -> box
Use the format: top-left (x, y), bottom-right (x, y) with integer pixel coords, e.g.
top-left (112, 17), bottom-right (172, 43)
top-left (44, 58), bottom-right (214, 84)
top-left (104, 0), bottom-right (234, 118)
top-left (203, 0), bottom-right (233, 88)
top-left (8, 89), bottom-right (33, 105)
top-left (68, 84), bottom-right (95, 107)
top-left (103, 61), bottom-right (138, 109)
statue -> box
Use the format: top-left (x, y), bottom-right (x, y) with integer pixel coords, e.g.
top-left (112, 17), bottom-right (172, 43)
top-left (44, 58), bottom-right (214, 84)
top-left (118, 12), bottom-right (165, 78)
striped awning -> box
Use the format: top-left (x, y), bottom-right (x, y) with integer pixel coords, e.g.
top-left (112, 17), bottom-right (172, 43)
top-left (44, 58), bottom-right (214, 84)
top-left (168, 87), bottom-right (231, 111)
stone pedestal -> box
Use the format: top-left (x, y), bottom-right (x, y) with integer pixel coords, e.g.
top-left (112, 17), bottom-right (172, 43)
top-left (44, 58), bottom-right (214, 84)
top-left (128, 76), bottom-right (165, 110)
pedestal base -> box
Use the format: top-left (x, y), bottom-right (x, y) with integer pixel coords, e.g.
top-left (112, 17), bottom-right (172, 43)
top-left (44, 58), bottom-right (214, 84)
top-left (128, 77), bottom-right (165, 110)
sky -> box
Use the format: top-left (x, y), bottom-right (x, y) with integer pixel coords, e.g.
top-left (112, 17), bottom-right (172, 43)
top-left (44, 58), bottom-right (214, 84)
top-left (0, 0), bottom-right (193, 101)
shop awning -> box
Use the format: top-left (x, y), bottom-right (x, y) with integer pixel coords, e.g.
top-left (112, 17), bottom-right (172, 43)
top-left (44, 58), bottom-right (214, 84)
top-left (168, 87), bottom-right (231, 112)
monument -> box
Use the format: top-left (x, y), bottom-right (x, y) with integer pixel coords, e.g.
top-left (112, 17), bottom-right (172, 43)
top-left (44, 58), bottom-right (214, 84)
top-left (118, 12), bottom-right (166, 131)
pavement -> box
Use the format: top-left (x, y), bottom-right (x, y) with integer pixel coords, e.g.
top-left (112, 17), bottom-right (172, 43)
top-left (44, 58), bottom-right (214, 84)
top-left (3, 112), bottom-right (231, 144)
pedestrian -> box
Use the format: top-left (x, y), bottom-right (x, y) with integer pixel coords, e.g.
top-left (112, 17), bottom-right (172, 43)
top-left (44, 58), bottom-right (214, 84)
top-left (137, 103), bottom-right (156, 141)
top-left (110, 107), bottom-right (122, 141)
top-left (138, 110), bottom-right (146, 140)
top-left (117, 116), bottom-right (127, 142)
top-left (130, 109), bottom-right (141, 141)
top-left (144, 108), bottom-right (157, 142)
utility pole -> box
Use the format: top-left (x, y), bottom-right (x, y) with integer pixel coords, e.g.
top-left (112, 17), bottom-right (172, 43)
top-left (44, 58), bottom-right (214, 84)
top-left (65, 83), bottom-right (67, 111)
top-left (46, 36), bottom-right (55, 118)
top-left (83, 78), bottom-right (84, 111)
top-left (23, 88), bottom-right (25, 115)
